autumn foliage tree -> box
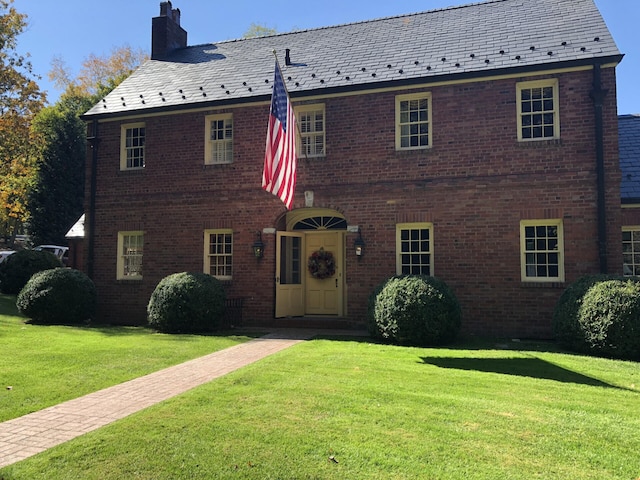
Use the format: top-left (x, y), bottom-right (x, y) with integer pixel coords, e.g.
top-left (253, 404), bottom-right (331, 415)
top-left (0, 0), bottom-right (45, 243)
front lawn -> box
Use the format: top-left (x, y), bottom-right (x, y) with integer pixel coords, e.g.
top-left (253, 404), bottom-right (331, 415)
top-left (1, 331), bottom-right (638, 479)
top-left (0, 294), bottom-right (255, 422)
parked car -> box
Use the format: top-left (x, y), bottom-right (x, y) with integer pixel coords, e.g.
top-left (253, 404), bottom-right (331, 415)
top-left (33, 245), bottom-right (69, 265)
top-left (0, 250), bottom-right (15, 263)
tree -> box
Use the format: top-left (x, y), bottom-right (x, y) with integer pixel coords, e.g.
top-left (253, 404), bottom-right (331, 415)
top-left (28, 95), bottom-right (92, 245)
top-left (243, 23), bottom-right (278, 38)
top-left (48, 45), bottom-right (148, 98)
top-left (0, 0), bottom-right (45, 243)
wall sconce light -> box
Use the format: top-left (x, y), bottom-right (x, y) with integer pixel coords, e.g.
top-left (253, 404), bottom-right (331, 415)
top-left (252, 231), bottom-right (265, 259)
top-left (354, 229), bottom-right (365, 257)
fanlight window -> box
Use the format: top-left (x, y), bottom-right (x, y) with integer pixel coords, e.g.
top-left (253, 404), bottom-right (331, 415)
top-left (293, 216), bottom-right (347, 230)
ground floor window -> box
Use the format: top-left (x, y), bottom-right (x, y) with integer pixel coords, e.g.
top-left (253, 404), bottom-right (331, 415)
top-left (520, 220), bottom-right (564, 282)
top-left (117, 231), bottom-right (143, 280)
top-left (396, 223), bottom-right (433, 275)
top-left (622, 227), bottom-right (640, 276)
top-left (204, 229), bottom-right (233, 280)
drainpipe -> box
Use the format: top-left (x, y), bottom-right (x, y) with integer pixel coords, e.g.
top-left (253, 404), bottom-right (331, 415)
top-left (86, 120), bottom-right (99, 279)
top-left (590, 63), bottom-right (609, 273)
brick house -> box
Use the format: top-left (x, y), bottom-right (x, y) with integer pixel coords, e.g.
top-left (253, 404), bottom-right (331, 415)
top-left (81, 0), bottom-right (623, 338)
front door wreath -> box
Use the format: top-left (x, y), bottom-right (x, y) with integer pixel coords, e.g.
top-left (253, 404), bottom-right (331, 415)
top-left (308, 247), bottom-right (336, 279)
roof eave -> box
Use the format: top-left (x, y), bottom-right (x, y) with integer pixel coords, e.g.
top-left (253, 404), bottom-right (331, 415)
top-left (81, 54), bottom-right (624, 122)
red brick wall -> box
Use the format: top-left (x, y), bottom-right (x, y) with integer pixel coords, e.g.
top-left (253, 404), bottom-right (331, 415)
top-left (85, 67), bottom-right (620, 338)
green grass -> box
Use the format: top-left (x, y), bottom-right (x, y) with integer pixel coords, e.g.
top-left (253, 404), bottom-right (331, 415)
top-left (0, 294), bottom-right (256, 422)
top-left (1, 322), bottom-right (639, 479)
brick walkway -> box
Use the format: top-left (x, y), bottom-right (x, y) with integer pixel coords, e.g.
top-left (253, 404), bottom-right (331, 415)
top-left (0, 330), bottom-right (331, 468)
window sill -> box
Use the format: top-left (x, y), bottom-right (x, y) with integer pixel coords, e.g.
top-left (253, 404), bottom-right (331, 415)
top-left (516, 138), bottom-right (563, 148)
top-left (118, 168), bottom-right (145, 175)
top-left (520, 281), bottom-right (565, 288)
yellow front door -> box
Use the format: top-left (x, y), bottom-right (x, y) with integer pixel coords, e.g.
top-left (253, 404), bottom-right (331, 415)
top-left (305, 231), bottom-right (343, 316)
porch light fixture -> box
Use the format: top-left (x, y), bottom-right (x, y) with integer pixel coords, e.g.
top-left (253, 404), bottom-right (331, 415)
top-left (354, 229), bottom-right (365, 257)
top-left (252, 231), bottom-right (265, 259)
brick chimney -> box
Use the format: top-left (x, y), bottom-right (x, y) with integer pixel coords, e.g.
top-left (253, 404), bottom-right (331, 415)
top-left (151, 1), bottom-right (187, 60)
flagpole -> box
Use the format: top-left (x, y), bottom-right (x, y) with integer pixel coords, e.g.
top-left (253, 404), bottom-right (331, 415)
top-left (271, 50), bottom-right (310, 164)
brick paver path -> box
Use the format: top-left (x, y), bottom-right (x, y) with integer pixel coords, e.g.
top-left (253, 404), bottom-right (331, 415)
top-left (0, 330), bottom-right (324, 468)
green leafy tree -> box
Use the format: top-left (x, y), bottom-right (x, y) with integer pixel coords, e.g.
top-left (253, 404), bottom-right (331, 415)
top-left (0, 0), bottom-right (45, 243)
top-left (28, 94), bottom-right (93, 245)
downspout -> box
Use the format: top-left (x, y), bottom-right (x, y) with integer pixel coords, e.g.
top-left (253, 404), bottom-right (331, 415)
top-left (86, 120), bottom-right (99, 279)
top-left (590, 63), bottom-right (609, 273)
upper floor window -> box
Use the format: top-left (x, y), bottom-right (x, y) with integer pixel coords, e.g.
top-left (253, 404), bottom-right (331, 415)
top-left (520, 220), bottom-right (564, 282)
top-left (396, 93), bottom-right (431, 150)
top-left (120, 123), bottom-right (145, 170)
top-left (204, 229), bottom-right (233, 280)
top-left (622, 227), bottom-right (640, 276)
top-left (517, 79), bottom-right (559, 141)
top-left (297, 104), bottom-right (325, 158)
top-left (396, 223), bottom-right (433, 275)
top-left (205, 114), bottom-right (233, 165)
top-left (117, 231), bottom-right (143, 280)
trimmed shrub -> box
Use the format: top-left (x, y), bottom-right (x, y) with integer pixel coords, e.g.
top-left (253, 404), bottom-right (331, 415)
top-left (16, 268), bottom-right (97, 324)
top-left (0, 249), bottom-right (62, 294)
top-left (147, 272), bottom-right (225, 334)
top-left (578, 279), bottom-right (640, 360)
top-left (368, 275), bottom-right (461, 346)
top-left (552, 274), bottom-right (620, 352)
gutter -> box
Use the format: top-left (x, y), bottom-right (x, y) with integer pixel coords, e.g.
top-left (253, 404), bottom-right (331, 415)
top-left (86, 121), bottom-right (99, 279)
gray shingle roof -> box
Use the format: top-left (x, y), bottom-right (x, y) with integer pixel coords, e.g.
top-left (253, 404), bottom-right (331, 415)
top-left (84, 0), bottom-right (621, 119)
top-left (620, 115), bottom-right (640, 202)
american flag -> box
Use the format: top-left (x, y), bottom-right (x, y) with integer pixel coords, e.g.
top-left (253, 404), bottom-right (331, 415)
top-left (262, 61), bottom-right (297, 210)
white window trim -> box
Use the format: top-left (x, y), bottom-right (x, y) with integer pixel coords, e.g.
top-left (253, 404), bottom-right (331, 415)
top-left (516, 79), bottom-right (560, 141)
top-left (117, 231), bottom-right (144, 280)
top-left (520, 219), bottom-right (564, 282)
top-left (296, 104), bottom-right (326, 158)
top-left (622, 226), bottom-right (640, 276)
top-left (395, 92), bottom-right (432, 150)
top-left (204, 113), bottom-right (233, 165)
top-left (204, 229), bottom-right (233, 281)
top-left (396, 222), bottom-right (434, 276)
top-left (120, 122), bottom-right (145, 171)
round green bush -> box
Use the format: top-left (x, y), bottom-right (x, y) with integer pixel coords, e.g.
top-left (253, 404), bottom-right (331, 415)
top-left (16, 268), bottom-right (97, 324)
top-left (147, 272), bottom-right (225, 333)
top-left (552, 274), bottom-right (620, 352)
top-left (368, 275), bottom-right (461, 346)
top-left (0, 249), bottom-right (63, 294)
top-left (578, 279), bottom-right (640, 360)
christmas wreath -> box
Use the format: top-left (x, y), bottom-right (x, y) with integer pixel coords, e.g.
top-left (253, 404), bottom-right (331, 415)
top-left (308, 248), bottom-right (336, 279)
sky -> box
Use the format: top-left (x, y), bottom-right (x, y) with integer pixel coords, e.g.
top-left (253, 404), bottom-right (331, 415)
top-left (13, 0), bottom-right (640, 114)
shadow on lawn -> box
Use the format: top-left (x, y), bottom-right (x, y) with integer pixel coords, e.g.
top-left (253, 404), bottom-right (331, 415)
top-left (420, 355), bottom-right (634, 391)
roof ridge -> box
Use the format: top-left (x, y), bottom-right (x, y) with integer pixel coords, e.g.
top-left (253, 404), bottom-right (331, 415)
top-left (205, 0), bottom-right (510, 46)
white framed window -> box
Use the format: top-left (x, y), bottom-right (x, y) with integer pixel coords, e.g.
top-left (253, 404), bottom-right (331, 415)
top-left (120, 123), bottom-right (145, 170)
top-left (520, 220), bottom-right (564, 282)
top-left (396, 93), bottom-right (431, 150)
top-left (204, 229), bottom-right (233, 280)
top-left (517, 79), bottom-right (559, 141)
top-left (297, 104), bottom-right (325, 157)
top-left (205, 114), bottom-right (233, 164)
top-left (396, 223), bottom-right (433, 275)
top-left (117, 231), bottom-right (143, 280)
top-left (622, 227), bottom-right (640, 276)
